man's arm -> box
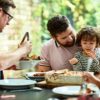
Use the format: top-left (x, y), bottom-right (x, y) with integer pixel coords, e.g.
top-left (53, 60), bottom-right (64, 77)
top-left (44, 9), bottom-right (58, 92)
top-left (36, 43), bottom-right (51, 72)
top-left (36, 65), bottom-right (51, 72)
top-left (0, 41), bottom-right (32, 70)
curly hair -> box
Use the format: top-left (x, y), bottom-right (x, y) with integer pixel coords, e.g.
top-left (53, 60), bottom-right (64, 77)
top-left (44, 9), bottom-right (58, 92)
top-left (47, 15), bottom-right (70, 37)
top-left (76, 26), bottom-right (100, 47)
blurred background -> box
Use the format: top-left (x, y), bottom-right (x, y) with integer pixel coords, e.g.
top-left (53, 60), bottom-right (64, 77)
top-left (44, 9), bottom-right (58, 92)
top-left (0, 0), bottom-right (100, 56)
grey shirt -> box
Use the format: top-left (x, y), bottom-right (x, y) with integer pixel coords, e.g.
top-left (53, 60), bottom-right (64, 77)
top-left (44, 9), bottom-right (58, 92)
top-left (39, 39), bottom-right (80, 70)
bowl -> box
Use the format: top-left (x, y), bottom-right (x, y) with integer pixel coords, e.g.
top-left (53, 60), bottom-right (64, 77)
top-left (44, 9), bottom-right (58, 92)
top-left (18, 60), bottom-right (40, 69)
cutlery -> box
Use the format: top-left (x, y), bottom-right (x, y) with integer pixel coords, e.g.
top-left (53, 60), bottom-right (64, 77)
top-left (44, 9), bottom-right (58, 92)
top-left (20, 32), bottom-right (29, 45)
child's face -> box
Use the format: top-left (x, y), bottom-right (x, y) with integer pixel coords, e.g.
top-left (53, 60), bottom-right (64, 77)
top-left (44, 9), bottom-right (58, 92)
top-left (81, 38), bottom-right (96, 51)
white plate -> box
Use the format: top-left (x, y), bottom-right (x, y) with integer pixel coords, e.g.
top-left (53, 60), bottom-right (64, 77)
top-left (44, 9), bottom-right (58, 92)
top-left (52, 85), bottom-right (99, 96)
top-left (26, 72), bottom-right (45, 76)
top-left (0, 79), bottom-right (36, 90)
top-left (52, 86), bottom-right (81, 96)
top-left (87, 83), bottom-right (100, 93)
top-left (26, 71), bottom-right (53, 76)
top-left (26, 72), bottom-right (45, 82)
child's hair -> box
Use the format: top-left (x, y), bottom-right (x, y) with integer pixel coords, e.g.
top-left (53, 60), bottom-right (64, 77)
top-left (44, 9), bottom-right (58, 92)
top-left (76, 26), bottom-right (100, 47)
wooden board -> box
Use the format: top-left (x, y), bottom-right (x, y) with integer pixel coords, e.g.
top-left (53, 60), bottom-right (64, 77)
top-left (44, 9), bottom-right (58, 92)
top-left (35, 81), bottom-right (80, 89)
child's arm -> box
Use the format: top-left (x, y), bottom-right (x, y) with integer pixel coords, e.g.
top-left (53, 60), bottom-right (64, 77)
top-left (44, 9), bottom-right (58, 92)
top-left (92, 58), bottom-right (100, 72)
top-left (69, 52), bottom-right (83, 71)
top-left (91, 48), bottom-right (100, 72)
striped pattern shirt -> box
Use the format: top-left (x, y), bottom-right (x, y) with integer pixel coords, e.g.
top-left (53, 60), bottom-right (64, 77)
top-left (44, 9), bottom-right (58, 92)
top-left (72, 48), bottom-right (100, 72)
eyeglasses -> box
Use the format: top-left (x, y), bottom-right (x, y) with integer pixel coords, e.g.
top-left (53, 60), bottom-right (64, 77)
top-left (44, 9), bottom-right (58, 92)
top-left (3, 9), bottom-right (13, 22)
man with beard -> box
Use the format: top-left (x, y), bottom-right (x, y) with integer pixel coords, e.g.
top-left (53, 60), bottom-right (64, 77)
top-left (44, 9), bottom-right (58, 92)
top-left (0, 0), bottom-right (32, 70)
top-left (37, 15), bottom-right (80, 72)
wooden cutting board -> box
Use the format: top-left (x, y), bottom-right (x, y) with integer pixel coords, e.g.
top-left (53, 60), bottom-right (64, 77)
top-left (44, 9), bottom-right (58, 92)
top-left (35, 81), bottom-right (80, 89)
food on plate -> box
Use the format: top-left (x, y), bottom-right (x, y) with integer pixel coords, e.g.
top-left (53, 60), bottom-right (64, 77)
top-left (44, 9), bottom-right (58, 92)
top-left (33, 73), bottom-right (45, 77)
top-left (45, 69), bottom-right (84, 85)
top-left (20, 55), bottom-right (40, 60)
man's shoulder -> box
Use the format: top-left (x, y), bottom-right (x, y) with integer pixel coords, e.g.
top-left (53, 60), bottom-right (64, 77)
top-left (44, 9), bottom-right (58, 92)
top-left (42, 39), bottom-right (55, 47)
top-left (41, 39), bottom-right (56, 54)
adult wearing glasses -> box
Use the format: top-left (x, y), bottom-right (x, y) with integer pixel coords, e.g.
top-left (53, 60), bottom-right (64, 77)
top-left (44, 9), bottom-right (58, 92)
top-left (0, 0), bottom-right (32, 70)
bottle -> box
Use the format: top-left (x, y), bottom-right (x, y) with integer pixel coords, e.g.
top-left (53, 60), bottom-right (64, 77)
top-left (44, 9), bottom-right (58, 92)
top-left (80, 82), bottom-right (87, 94)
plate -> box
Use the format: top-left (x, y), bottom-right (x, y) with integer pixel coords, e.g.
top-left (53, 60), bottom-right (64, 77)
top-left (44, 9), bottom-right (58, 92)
top-left (52, 85), bottom-right (96, 96)
top-left (26, 72), bottom-right (45, 82)
top-left (52, 86), bottom-right (81, 96)
top-left (0, 79), bottom-right (36, 90)
top-left (87, 83), bottom-right (100, 94)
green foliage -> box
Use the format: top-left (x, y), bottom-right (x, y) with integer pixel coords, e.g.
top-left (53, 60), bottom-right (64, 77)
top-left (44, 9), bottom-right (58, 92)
top-left (8, 0), bottom-right (100, 55)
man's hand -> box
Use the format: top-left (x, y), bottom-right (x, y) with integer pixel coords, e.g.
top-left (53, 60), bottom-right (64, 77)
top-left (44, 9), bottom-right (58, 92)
top-left (19, 41), bottom-right (32, 56)
top-left (36, 66), bottom-right (51, 72)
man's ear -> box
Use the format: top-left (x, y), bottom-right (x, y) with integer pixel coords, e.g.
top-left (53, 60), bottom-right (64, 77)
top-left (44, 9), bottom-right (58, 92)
top-left (52, 36), bottom-right (56, 40)
top-left (0, 8), bottom-right (3, 12)
top-left (0, 8), bottom-right (3, 17)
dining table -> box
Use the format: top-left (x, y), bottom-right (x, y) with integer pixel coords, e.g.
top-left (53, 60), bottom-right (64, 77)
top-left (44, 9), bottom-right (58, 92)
top-left (0, 88), bottom-right (56, 100)
top-left (0, 81), bottom-right (100, 100)
top-left (0, 87), bottom-right (100, 100)
top-left (0, 70), bottom-right (100, 100)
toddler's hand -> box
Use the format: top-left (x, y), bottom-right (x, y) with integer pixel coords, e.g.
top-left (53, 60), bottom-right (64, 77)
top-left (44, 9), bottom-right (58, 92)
top-left (84, 50), bottom-right (96, 59)
top-left (69, 58), bottom-right (78, 65)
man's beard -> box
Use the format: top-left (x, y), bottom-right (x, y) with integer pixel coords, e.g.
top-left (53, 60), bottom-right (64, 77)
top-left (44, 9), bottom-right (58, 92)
top-left (56, 36), bottom-right (75, 47)
top-left (0, 29), bottom-right (2, 32)
top-left (0, 26), bottom-right (3, 32)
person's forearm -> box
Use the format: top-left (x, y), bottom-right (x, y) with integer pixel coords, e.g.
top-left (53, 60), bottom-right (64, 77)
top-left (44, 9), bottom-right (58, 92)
top-left (36, 66), bottom-right (51, 72)
top-left (0, 47), bottom-right (27, 70)
top-left (13, 47), bottom-right (27, 60)
top-left (94, 78), bottom-right (100, 88)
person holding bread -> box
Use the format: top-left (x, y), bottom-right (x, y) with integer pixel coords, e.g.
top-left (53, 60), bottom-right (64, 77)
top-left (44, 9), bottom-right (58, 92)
top-left (69, 26), bottom-right (100, 72)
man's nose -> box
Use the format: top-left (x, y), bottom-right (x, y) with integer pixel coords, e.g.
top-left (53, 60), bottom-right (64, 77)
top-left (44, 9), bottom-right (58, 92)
top-left (6, 22), bottom-right (9, 25)
top-left (67, 36), bottom-right (73, 42)
top-left (6, 16), bottom-right (9, 25)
